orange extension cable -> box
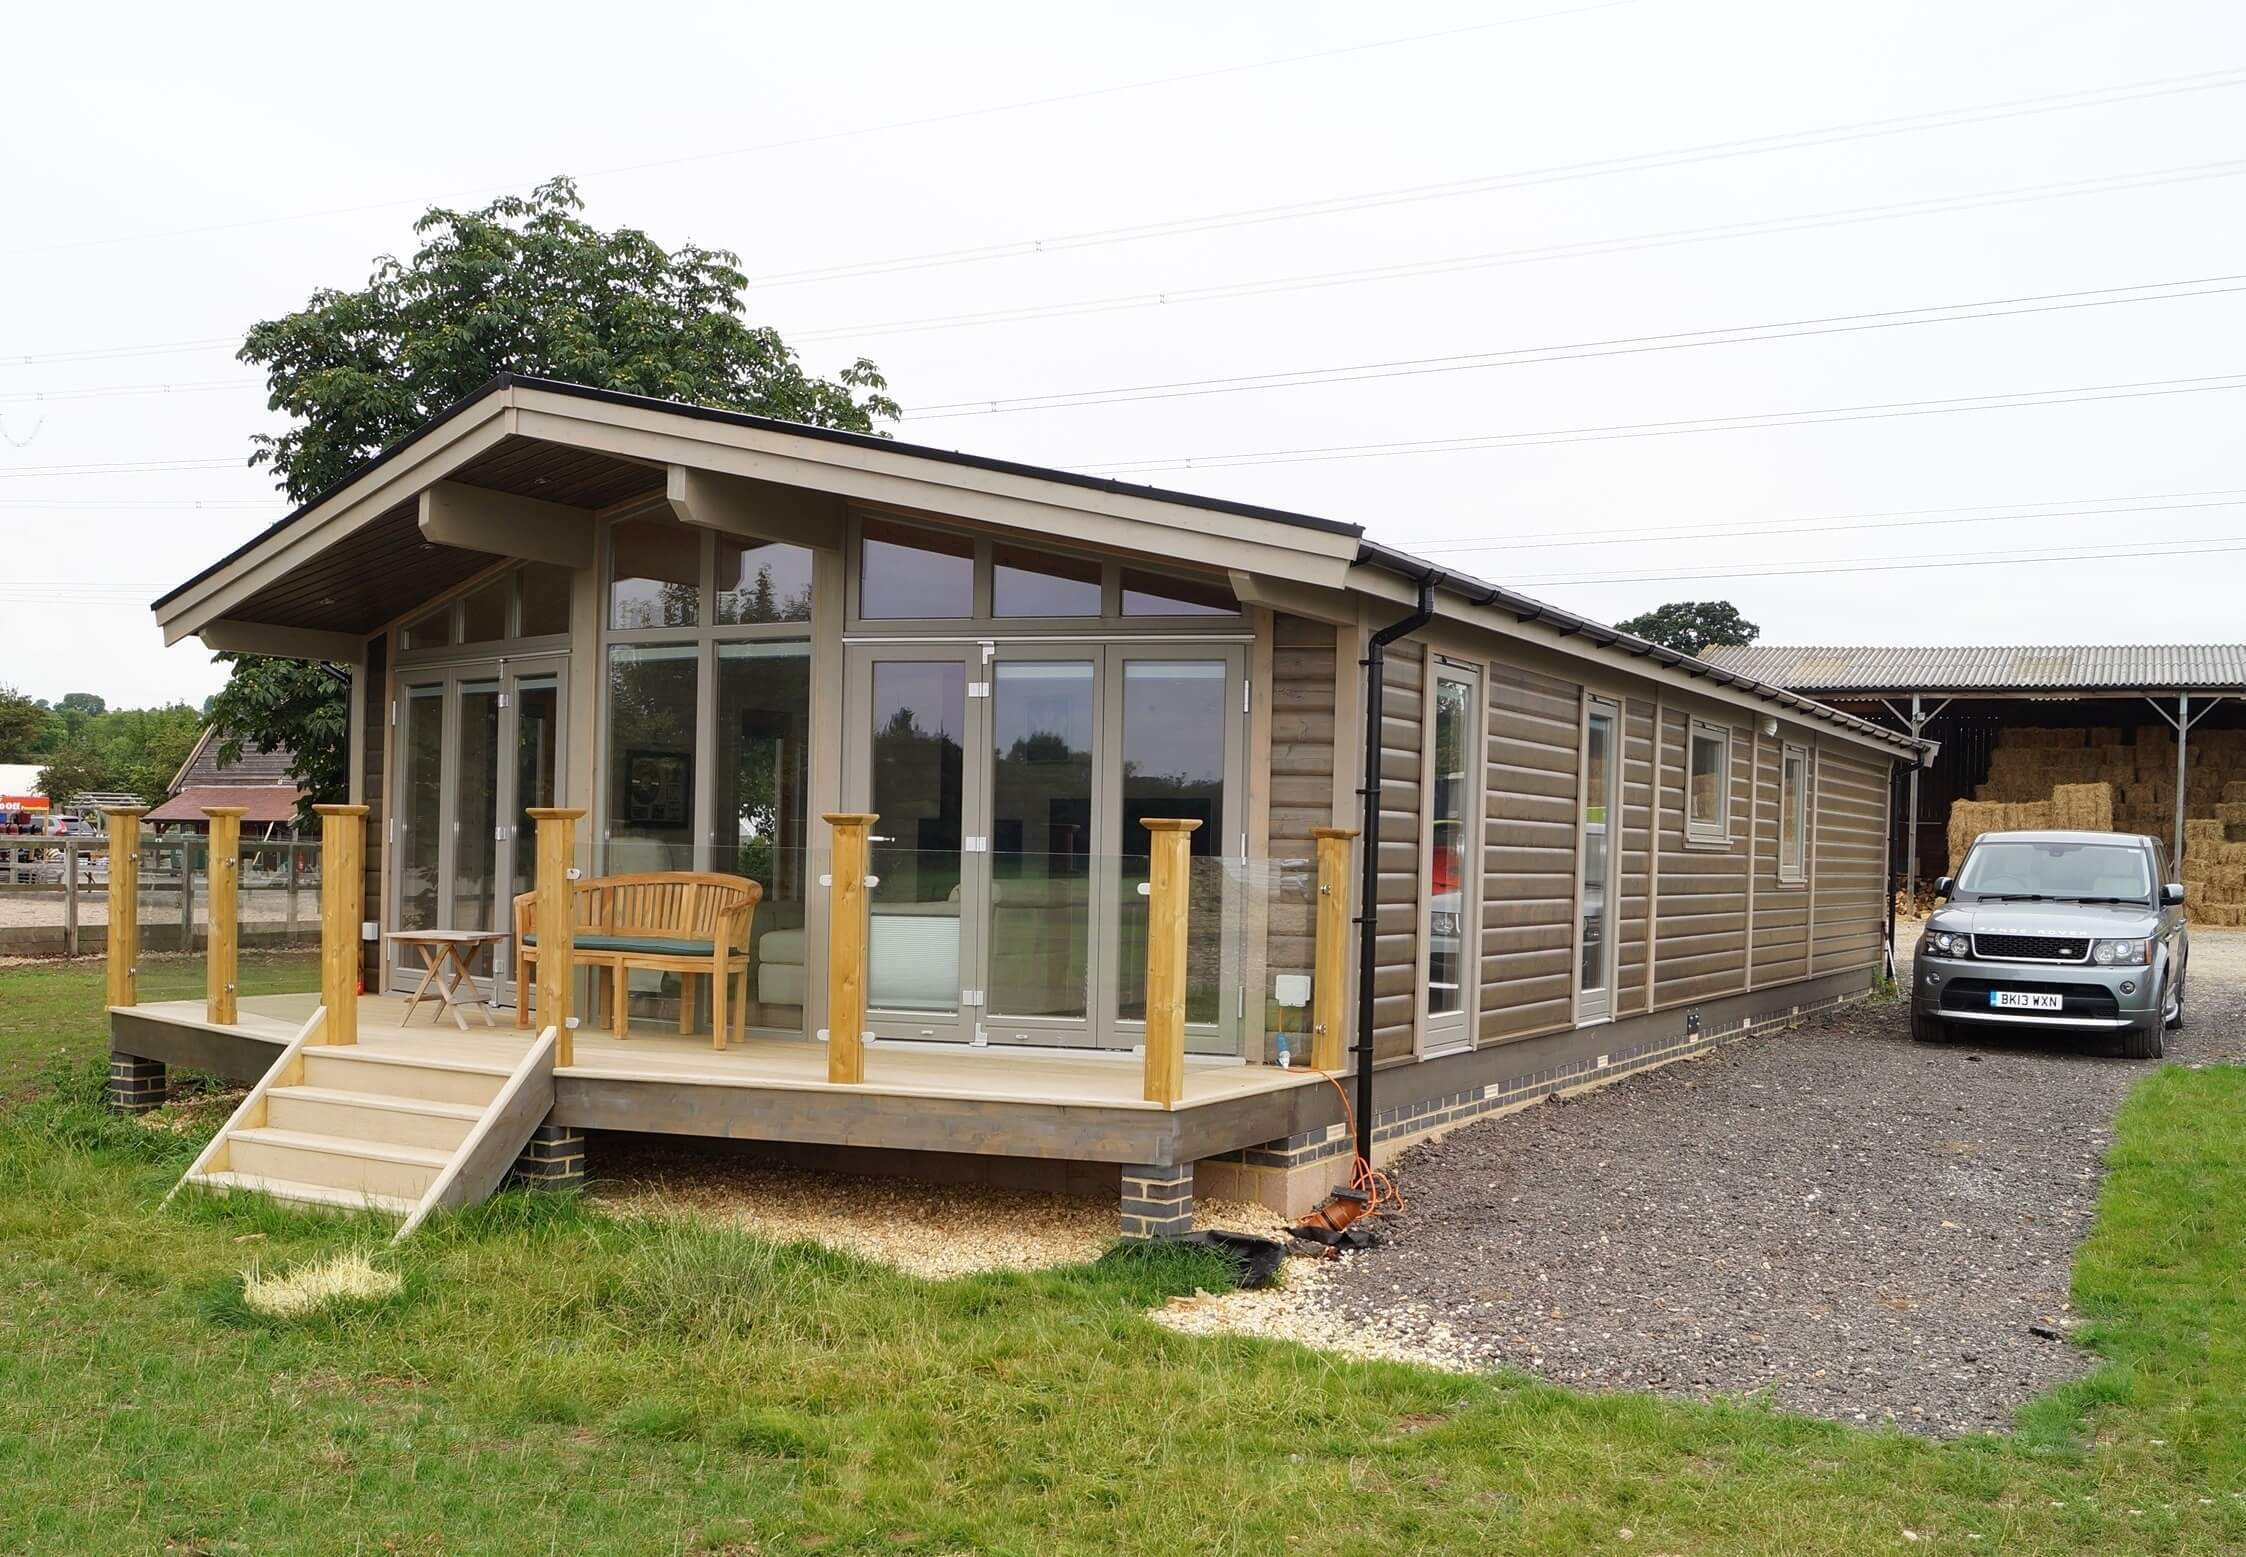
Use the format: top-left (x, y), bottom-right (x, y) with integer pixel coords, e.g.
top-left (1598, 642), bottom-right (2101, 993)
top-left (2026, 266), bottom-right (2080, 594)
top-left (1308, 1066), bottom-right (1405, 1218)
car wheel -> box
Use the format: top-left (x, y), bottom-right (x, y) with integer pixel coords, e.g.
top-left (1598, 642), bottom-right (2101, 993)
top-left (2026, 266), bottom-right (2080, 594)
top-left (2164, 976), bottom-right (2185, 1032)
top-left (2119, 1020), bottom-right (2165, 1061)
top-left (1909, 1004), bottom-right (1950, 1045)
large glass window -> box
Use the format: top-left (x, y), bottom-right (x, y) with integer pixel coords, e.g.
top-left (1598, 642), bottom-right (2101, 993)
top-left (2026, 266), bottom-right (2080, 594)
top-left (518, 562), bottom-right (574, 637)
top-left (717, 538), bottom-right (815, 625)
top-left (604, 644), bottom-right (699, 871)
top-left (1687, 720), bottom-right (1730, 844)
top-left (1779, 745), bottom-right (1809, 883)
top-left (1427, 672), bottom-right (1474, 1022)
top-left (989, 660), bottom-right (1096, 1020)
top-left (867, 659), bottom-right (968, 1014)
top-left (1120, 568), bottom-right (1236, 617)
top-left (459, 577), bottom-right (511, 644)
top-left (610, 519), bottom-right (701, 629)
top-left (716, 641), bottom-right (812, 1026)
top-left (1116, 659), bottom-right (1228, 1024)
top-left (861, 519), bottom-right (973, 618)
top-left (993, 545), bottom-right (1101, 617)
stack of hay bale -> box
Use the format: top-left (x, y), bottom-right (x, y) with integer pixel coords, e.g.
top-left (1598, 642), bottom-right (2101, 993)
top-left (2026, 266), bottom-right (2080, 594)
top-left (1946, 726), bottom-right (2246, 925)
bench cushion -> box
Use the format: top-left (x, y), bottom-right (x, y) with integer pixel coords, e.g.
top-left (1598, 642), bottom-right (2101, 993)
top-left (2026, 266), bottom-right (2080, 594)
top-left (523, 933), bottom-right (719, 958)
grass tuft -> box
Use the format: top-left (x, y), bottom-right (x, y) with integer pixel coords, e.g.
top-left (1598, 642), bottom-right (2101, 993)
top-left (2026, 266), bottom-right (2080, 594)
top-left (238, 1249), bottom-right (403, 1319)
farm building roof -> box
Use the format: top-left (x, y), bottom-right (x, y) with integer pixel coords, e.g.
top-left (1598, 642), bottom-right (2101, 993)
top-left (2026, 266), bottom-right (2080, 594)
top-left (1700, 644), bottom-right (2246, 695)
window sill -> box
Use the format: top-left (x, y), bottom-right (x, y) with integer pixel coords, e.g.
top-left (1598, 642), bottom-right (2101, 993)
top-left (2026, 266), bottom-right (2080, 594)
top-left (1680, 832), bottom-right (1737, 851)
top-left (1774, 872), bottom-right (1809, 888)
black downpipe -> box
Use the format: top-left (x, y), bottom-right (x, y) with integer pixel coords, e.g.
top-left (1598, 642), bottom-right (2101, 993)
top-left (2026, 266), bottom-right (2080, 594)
top-left (1354, 577), bottom-right (1437, 1173)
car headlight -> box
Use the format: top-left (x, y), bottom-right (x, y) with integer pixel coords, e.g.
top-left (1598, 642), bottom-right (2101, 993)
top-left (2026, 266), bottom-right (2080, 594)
top-left (2091, 937), bottom-right (2151, 966)
top-left (1926, 930), bottom-right (1970, 957)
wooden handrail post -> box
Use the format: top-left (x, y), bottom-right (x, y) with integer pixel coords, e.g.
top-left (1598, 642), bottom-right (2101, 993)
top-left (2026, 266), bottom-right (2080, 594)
top-left (103, 807), bottom-right (147, 1008)
top-left (528, 807), bottom-right (586, 1068)
top-left (203, 806), bottom-right (247, 1025)
top-left (1309, 826), bottom-right (1358, 1072)
top-left (1141, 819), bottom-right (1203, 1106)
top-left (314, 804), bottom-right (368, 1046)
top-left (823, 812), bottom-right (876, 1084)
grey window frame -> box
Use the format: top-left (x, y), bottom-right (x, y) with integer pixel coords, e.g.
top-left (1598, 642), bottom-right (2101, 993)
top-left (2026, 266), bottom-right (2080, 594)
top-left (1778, 742), bottom-right (1810, 884)
top-left (1685, 718), bottom-right (1732, 846)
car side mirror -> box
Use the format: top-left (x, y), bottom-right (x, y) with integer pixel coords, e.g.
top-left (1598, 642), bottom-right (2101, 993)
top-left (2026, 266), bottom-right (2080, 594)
top-left (1932, 876), bottom-right (1955, 899)
top-left (2162, 882), bottom-right (2186, 907)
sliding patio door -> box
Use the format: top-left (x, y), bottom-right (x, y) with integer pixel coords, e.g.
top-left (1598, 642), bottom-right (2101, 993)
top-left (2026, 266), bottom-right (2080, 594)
top-left (387, 656), bottom-right (568, 995)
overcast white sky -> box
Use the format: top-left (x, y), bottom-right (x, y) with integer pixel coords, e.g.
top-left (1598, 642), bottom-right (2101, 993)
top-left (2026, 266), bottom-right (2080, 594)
top-left (5, 0), bottom-right (2244, 708)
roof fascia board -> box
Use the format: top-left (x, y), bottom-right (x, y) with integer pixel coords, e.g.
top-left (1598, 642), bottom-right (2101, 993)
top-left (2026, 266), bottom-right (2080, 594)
top-left (511, 392), bottom-right (1359, 587)
top-left (1346, 563), bottom-right (1915, 756)
top-left (1226, 570), bottom-right (1359, 627)
top-left (156, 396), bottom-right (517, 644)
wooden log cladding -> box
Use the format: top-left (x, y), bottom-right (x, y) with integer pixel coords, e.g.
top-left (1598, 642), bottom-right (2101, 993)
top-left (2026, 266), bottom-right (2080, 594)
top-left (1812, 745), bottom-right (1889, 975)
top-left (103, 807), bottom-right (147, 1008)
top-left (824, 812), bottom-right (874, 1085)
top-left (1266, 615), bottom-right (1339, 983)
top-left (1615, 697), bottom-right (1655, 1016)
top-left (203, 806), bottom-right (246, 1025)
top-left (1372, 640), bottom-right (1424, 1061)
top-left (315, 804), bottom-right (368, 1046)
top-left (1141, 819), bottom-right (1201, 1105)
top-left (1480, 663), bottom-right (1581, 1043)
top-left (1652, 708), bottom-right (1753, 1007)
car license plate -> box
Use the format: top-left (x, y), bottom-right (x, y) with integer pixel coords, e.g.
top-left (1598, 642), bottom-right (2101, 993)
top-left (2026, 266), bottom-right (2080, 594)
top-left (1991, 991), bottom-right (2063, 1011)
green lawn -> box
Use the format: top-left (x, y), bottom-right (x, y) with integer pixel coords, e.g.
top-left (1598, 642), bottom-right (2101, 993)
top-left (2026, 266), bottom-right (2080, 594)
top-left (2, 962), bottom-right (2241, 1554)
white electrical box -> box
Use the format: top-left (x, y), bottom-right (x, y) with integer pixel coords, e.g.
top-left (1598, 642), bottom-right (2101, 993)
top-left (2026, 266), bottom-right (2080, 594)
top-left (1273, 973), bottom-right (1312, 1008)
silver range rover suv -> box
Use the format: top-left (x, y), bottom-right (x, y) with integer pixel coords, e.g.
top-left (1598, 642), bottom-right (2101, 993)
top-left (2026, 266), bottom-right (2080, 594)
top-left (1911, 830), bottom-right (2188, 1059)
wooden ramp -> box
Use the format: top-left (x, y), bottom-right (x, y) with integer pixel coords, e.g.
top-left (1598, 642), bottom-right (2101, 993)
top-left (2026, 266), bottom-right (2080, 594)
top-left (169, 1008), bottom-right (559, 1240)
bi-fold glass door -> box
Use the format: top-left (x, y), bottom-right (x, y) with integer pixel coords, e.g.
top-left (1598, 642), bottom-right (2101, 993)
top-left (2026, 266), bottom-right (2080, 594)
top-left (390, 656), bottom-right (567, 997)
top-left (843, 640), bottom-right (1245, 1052)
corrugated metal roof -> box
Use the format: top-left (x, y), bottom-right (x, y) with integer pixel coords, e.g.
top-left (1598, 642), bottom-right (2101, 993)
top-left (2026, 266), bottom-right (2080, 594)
top-left (1700, 644), bottom-right (2246, 693)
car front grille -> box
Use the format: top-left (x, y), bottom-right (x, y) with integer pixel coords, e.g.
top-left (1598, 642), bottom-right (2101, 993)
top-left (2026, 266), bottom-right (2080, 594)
top-left (1970, 933), bottom-right (2090, 963)
top-left (1940, 978), bottom-right (2120, 1020)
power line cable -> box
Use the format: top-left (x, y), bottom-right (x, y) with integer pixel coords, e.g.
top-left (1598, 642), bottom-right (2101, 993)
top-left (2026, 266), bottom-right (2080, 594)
top-left (792, 159), bottom-right (2246, 343)
top-left (899, 275), bottom-right (2246, 420)
top-left (0, 1), bottom-right (1648, 261)
top-left (2, 337), bottom-right (236, 368)
top-left (1085, 372), bottom-right (2246, 474)
top-left (0, 457), bottom-right (243, 479)
top-left (0, 378), bottom-right (259, 404)
top-left (756, 66), bottom-right (2246, 287)
top-left (1508, 536), bottom-right (2246, 587)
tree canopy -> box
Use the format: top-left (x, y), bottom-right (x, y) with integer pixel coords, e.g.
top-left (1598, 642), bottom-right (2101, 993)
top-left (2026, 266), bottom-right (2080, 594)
top-left (239, 175), bottom-right (898, 503)
top-left (1614, 600), bottom-right (1761, 657)
top-left (201, 656), bottom-right (352, 826)
top-left (29, 703), bottom-right (201, 806)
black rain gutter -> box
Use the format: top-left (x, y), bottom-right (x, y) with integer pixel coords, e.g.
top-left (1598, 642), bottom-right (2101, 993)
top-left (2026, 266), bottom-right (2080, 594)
top-left (1353, 566), bottom-right (1436, 1173)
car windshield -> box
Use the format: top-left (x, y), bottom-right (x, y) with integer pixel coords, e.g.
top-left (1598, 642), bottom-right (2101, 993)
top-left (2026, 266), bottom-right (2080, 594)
top-left (1956, 840), bottom-right (2152, 902)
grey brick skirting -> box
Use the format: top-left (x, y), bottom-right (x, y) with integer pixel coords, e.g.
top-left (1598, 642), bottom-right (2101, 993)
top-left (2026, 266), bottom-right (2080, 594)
top-left (1120, 1161), bottom-right (1194, 1240)
top-left (107, 1052), bottom-right (170, 1115)
top-left (510, 1124), bottom-right (586, 1189)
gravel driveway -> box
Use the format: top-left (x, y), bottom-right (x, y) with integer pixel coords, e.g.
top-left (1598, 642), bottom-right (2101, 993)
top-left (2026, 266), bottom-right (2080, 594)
top-left (1312, 929), bottom-right (2246, 1436)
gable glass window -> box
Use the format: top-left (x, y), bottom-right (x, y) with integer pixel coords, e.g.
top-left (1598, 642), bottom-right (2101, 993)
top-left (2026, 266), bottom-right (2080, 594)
top-left (1425, 666), bottom-right (1478, 1048)
top-left (1120, 568), bottom-right (1236, 617)
top-left (993, 544), bottom-right (1101, 617)
top-left (518, 562), bottom-right (575, 638)
top-left (610, 519), bottom-right (702, 628)
top-left (1687, 720), bottom-right (1730, 844)
top-left (716, 537), bottom-right (814, 625)
top-left (1779, 744), bottom-right (1809, 883)
top-left (860, 518), bottom-right (974, 618)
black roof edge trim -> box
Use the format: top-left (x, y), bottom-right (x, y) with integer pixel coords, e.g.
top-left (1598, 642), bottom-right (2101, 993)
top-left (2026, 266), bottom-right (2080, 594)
top-left (153, 372), bottom-right (1367, 615)
top-left (1349, 540), bottom-right (1922, 753)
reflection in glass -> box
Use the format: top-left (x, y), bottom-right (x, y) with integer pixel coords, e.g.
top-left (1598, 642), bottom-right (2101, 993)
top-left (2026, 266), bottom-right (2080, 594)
top-left (609, 519), bottom-right (701, 629)
top-left (398, 685), bottom-right (444, 933)
top-left (518, 562), bottom-right (573, 637)
top-left (860, 520), bottom-right (973, 619)
top-left (452, 681), bottom-right (501, 932)
top-left (868, 660), bottom-right (965, 1012)
top-left (1689, 728), bottom-right (1724, 829)
top-left (993, 545), bottom-right (1100, 617)
top-left (1120, 568), bottom-right (1235, 617)
top-left (1582, 706), bottom-right (1616, 1000)
top-left (605, 644), bottom-right (698, 872)
top-left (402, 606), bottom-right (453, 652)
top-left (716, 641), bottom-right (811, 1030)
top-left (1428, 675), bottom-right (1472, 1017)
top-left (990, 662), bottom-right (1094, 1020)
top-left (1116, 660), bottom-right (1227, 1023)
top-left (511, 677), bottom-right (560, 906)
top-left (716, 538), bottom-right (814, 625)
top-left (1780, 749), bottom-right (1806, 877)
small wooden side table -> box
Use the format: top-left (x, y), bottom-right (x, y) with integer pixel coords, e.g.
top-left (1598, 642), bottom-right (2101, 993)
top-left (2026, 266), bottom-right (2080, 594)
top-left (389, 929), bottom-right (510, 1031)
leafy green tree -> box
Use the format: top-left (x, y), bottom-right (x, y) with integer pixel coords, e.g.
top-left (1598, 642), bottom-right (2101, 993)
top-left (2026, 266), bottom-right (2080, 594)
top-left (201, 657), bottom-right (351, 826)
top-left (1614, 600), bottom-right (1761, 657)
top-left (58, 692), bottom-right (106, 718)
top-left (0, 685), bottom-right (49, 761)
top-left (31, 704), bottom-right (201, 806)
top-left (222, 175), bottom-right (900, 803)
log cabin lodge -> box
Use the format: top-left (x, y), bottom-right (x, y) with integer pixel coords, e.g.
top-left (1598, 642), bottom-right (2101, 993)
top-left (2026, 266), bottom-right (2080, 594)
top-left (111, 376), bottom-right (1920, 1235)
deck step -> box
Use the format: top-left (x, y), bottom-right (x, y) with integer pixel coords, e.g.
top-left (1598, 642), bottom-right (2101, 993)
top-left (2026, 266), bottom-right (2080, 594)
top-left (299, 1047), bottom-right (513, 1106)
top-left (225, 1126), bottom-right (451, 1201)
top-left (264, 1085), bottom-right (485, 1151)
top-left (186, 1170), bottom-right (418, 1216)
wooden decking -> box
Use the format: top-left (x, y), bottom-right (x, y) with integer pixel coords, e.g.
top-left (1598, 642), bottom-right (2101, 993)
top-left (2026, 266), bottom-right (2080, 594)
top-left (112, 992), bottom-right (1329, 1168)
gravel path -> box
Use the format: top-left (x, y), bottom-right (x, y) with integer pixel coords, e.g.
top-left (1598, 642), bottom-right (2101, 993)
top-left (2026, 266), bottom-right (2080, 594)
top-left (1300, 929), bottom-right (2246, 1436)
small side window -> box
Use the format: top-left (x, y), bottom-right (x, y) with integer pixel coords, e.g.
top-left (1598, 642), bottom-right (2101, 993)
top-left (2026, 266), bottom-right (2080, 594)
top-left (1778, 744), bottom-right (1809, 882)
top-left (1686, 720), bottom-right (1731, 845)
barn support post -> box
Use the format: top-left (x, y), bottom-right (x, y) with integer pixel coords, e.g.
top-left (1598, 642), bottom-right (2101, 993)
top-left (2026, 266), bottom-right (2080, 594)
top-left (1904, 693), bottom-right (1921, 911)
top-left (2176, 692), bottom-right (2190, 869)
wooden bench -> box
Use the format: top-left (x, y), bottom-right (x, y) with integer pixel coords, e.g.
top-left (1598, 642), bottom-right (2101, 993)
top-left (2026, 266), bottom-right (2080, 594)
top-left (513, 871), bottom-right (763, 1050)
